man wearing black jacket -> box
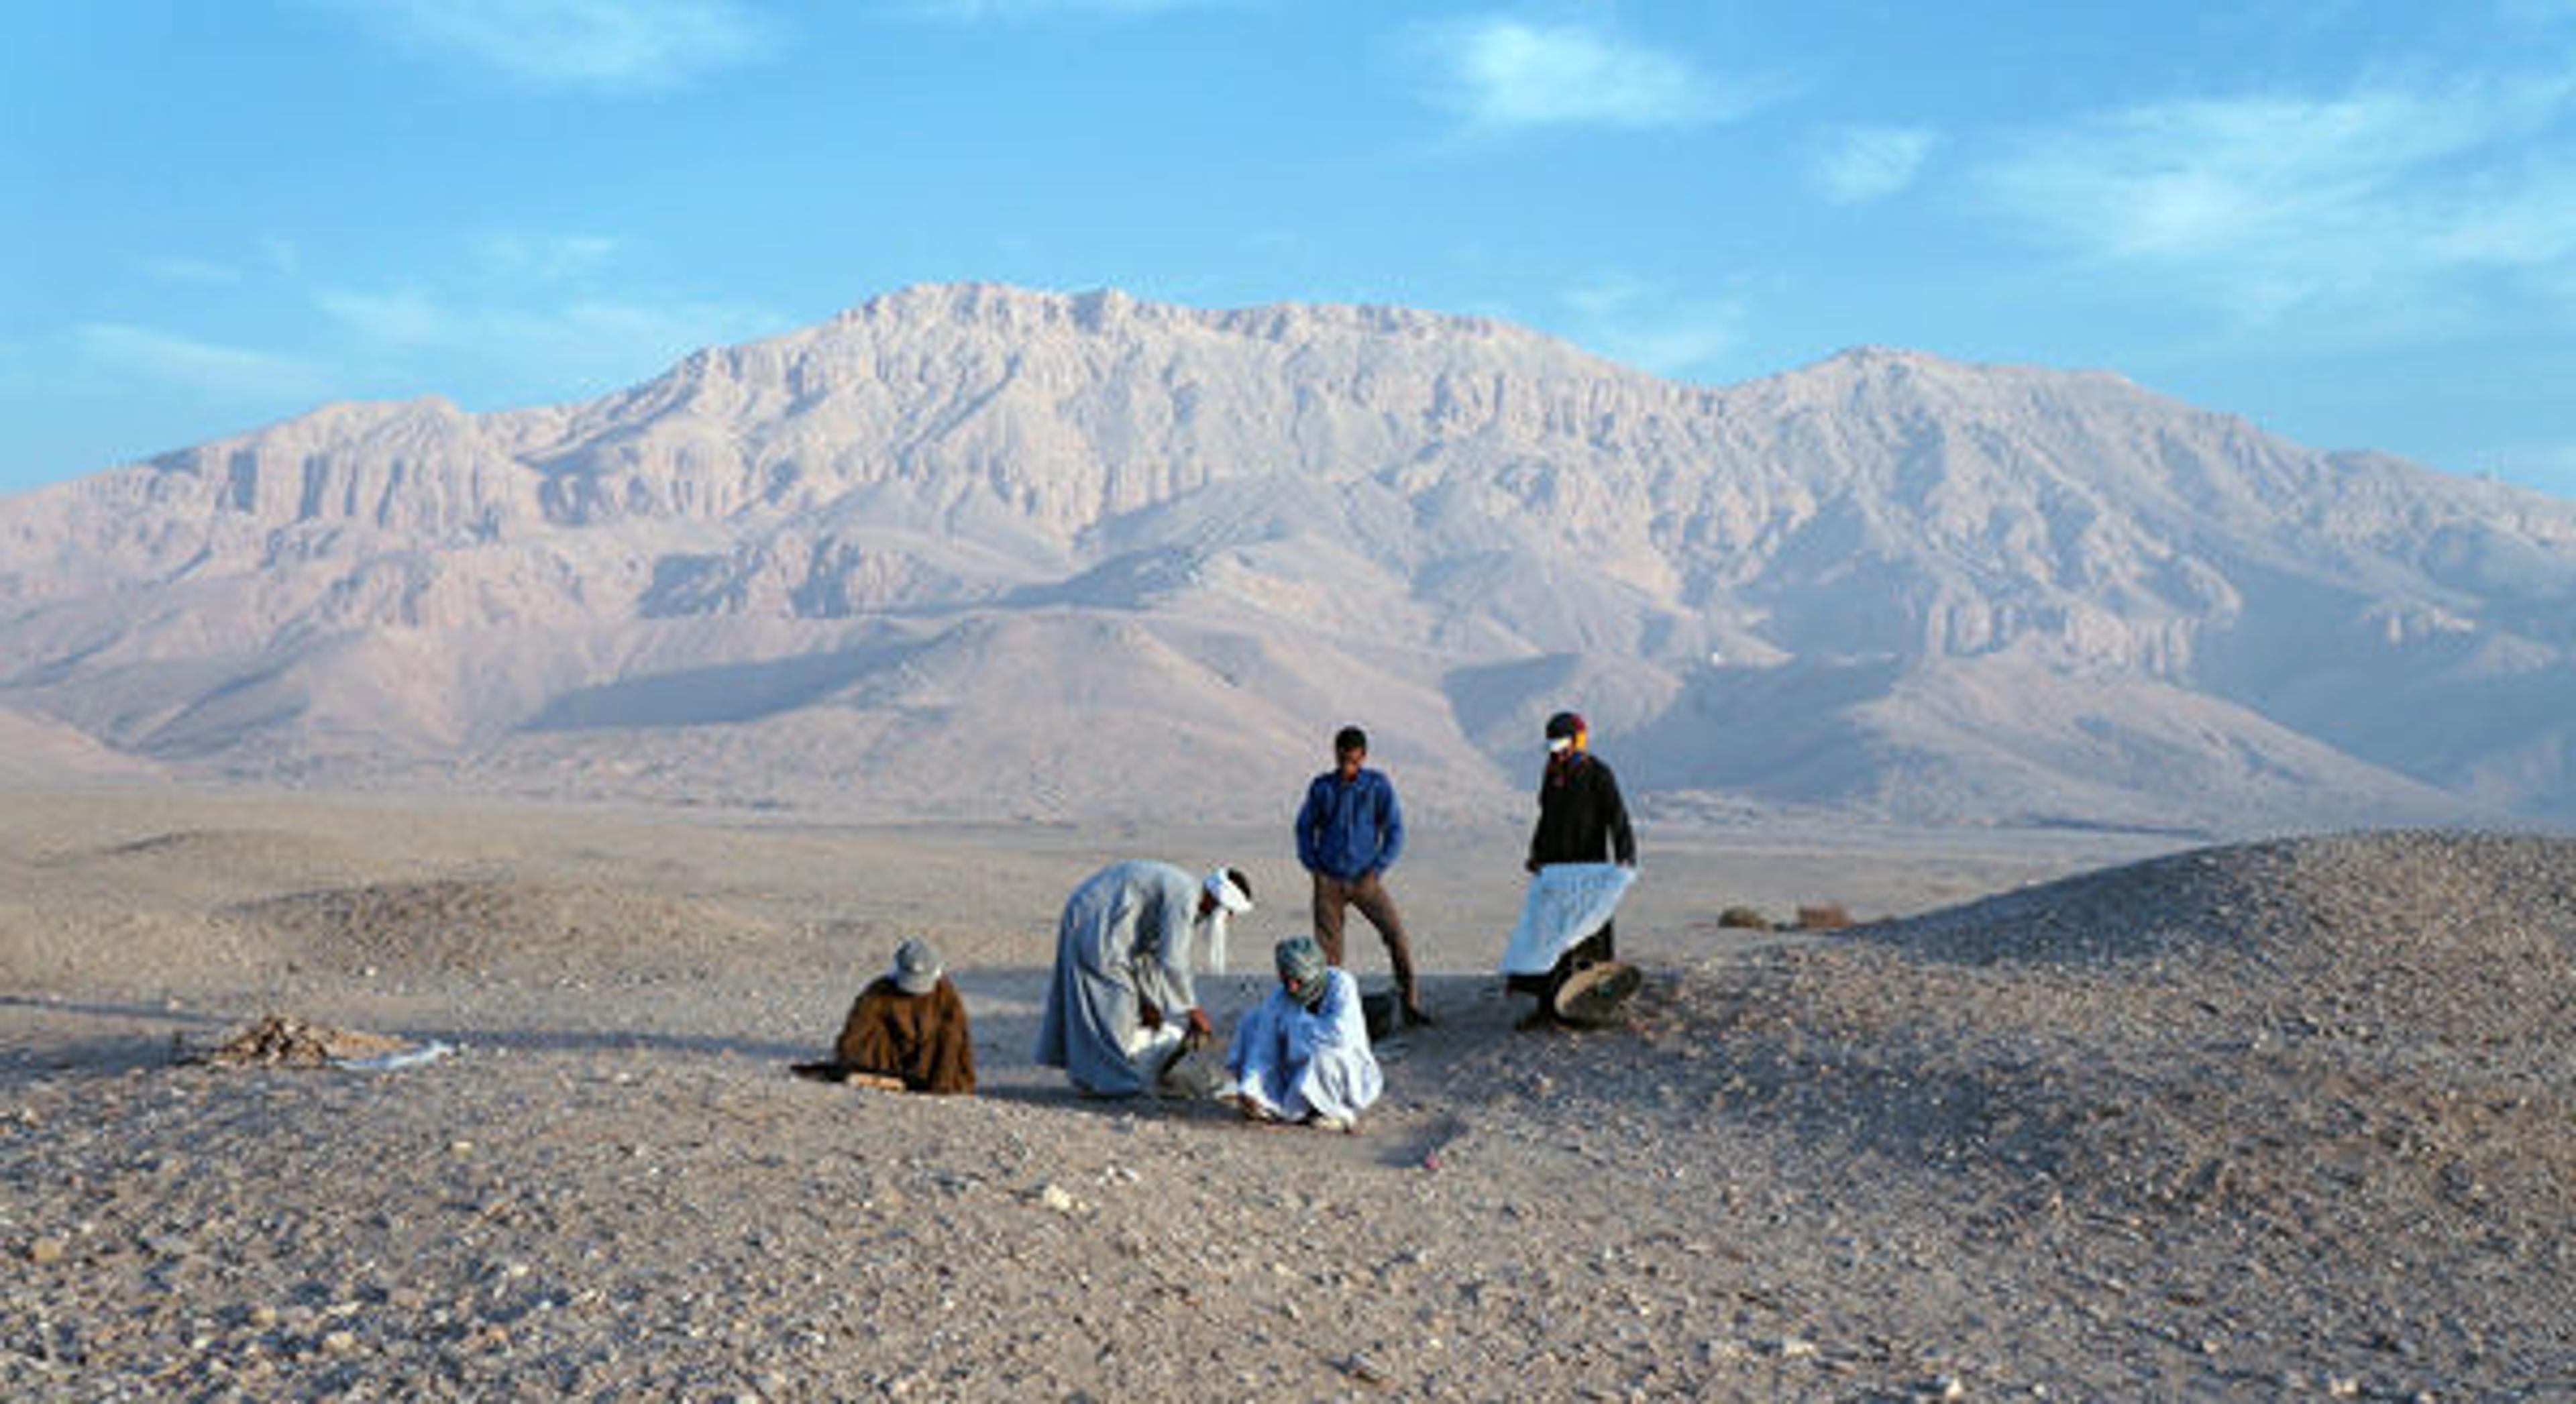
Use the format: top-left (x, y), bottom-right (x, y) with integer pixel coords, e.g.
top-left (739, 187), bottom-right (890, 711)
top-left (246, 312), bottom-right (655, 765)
top-left (1511, 710), bottom-right (1635, 1027)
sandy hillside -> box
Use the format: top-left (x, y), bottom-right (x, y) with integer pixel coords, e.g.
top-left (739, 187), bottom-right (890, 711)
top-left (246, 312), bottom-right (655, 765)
top-left (3, 785), bottom-right (2569, 1400)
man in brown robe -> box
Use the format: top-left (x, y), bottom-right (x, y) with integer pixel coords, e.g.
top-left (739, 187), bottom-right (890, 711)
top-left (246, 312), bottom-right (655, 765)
top-left (828, 938), bottom-right (976, 1095)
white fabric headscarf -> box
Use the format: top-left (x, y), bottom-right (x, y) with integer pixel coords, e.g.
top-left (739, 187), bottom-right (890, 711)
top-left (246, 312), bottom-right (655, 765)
top-left (1199, 867), bottom-right (1252, 974)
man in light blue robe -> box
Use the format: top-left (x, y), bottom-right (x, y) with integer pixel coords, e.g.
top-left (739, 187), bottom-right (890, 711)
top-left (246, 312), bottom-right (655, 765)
top-left (1228, 934), bottom-right (1383, 1130)
top-left (1036, 860), bottom-right (1252, 1097)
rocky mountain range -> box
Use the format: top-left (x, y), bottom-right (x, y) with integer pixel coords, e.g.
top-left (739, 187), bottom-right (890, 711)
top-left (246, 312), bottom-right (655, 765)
top-left (5, 282), bottom-right (2572, 832)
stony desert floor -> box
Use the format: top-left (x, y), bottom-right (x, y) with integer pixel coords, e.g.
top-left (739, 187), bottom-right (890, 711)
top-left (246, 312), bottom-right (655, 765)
top-left (4, 784), bottom-right (2571, 1401)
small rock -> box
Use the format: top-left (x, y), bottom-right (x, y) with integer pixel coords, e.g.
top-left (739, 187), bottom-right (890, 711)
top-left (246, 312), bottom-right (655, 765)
top-left (321, 1330), bottom-right (358, 1354)
top-left (1039, 1184), bottom-right (1080, 1213)
top-left (26, 1237), bottom-right (67, 1265)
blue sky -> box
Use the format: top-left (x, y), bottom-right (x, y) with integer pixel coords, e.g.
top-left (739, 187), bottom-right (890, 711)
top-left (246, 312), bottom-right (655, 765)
top-left (5, 1), bottom-right (2574, 498)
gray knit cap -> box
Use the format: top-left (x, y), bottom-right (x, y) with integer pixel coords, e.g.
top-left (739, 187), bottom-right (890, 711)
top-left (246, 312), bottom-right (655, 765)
top-left (891, 938), bottom-right (942, 995)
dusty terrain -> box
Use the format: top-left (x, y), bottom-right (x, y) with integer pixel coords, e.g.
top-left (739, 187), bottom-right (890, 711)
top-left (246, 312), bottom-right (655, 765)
top-left (4, 784), bottom-right (2571, 1400)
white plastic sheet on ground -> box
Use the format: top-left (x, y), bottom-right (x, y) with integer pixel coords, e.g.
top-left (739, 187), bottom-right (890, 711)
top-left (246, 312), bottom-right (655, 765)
top-left (1499, 863), bottom-right (1637, 975)
top-left (331, 1040), bottom-right (455, 1072)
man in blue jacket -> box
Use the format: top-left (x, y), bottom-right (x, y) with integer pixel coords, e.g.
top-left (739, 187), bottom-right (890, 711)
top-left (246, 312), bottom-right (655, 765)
top-left (1295, 725), bottom-right (1433, 1028)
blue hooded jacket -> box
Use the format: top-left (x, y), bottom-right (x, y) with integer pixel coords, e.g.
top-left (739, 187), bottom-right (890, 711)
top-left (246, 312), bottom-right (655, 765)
top-left (1295, 767), bottom-right (1405, 881)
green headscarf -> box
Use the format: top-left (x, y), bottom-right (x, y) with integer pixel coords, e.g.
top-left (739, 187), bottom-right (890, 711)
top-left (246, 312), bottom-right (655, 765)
top-left (1274, 934), bottom-right (1328, 1009)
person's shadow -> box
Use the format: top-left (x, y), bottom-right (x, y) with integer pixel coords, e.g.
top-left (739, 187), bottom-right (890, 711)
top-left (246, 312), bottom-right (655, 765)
top-left (948, 968), bottom-right (1498, 1165)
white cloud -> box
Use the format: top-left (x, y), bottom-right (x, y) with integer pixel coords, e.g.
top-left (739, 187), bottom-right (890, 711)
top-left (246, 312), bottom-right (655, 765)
top-left (1982, 74), bottom-right (2576, 327)
top-left (343, 0), bottom-right (775, 93)
top-left (898, 0), bottom-right (1242, 17)
top-left (315, 288), bottom-right (455, 347)
top-left (1808, 125), bottom-right (1941, 205)
top-left (470, 231), bottom-right (621, 281)
top-left (1558, 274), bottom-right (1743, 377)
top-left (2500, 0), bottom-right (2576, 24)
top-left (315, 287), bottom-right (786, 392)
top-left (1420, 18), bottom-right (1780, 131)
top-left (75, 324), bottom-right (330, 401)
top-left (482, 299), bottom-right (786, 375)
top-left (142, 256), bottom-right (245, 286)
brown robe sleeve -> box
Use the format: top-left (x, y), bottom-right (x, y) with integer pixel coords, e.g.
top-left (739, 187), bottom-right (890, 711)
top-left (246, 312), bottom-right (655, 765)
top-left (916, 979), bottom-right (976, 1095)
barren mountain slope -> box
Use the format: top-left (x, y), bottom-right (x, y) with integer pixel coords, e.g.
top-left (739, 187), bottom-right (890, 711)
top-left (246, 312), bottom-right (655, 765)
top-left (3, 284), bottom-right (2571, 826)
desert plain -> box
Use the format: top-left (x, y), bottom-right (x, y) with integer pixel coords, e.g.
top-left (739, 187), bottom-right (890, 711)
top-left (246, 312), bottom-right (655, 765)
top-left (4, 781), bottom-right (2572, 1401)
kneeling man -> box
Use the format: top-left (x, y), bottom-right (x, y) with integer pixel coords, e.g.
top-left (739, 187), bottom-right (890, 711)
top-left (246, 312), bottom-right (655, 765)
top-left (826, 937), bottom-right (976, 1095)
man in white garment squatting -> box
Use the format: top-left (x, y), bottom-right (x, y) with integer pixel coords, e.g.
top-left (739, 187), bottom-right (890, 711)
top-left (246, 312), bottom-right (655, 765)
top-left (1228, 934), bottom-right (1383, 1132)
top-left (1036, 860), bottom-right (1252, 1097)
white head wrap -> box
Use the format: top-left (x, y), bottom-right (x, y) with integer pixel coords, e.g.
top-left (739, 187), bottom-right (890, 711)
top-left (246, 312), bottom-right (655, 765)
top-left (1205, 867), bottom-right (1252, 914)
top-left (1199, 867), bottom-right (1252, 974)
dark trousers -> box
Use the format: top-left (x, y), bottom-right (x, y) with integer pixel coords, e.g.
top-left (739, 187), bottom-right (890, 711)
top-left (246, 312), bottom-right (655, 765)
top-left (1310, 871), bottom-right (1419, 1004)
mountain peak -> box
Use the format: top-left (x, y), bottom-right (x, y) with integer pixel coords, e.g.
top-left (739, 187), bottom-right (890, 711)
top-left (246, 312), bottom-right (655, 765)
top-left (3, 288), bottom-right (2570, 827)
top-left (800, 281), bottom-right (1593, 363)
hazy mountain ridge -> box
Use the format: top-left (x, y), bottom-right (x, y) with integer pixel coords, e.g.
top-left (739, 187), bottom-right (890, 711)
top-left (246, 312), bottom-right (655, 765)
top-left (3, 282), bottom-right (2571, 828)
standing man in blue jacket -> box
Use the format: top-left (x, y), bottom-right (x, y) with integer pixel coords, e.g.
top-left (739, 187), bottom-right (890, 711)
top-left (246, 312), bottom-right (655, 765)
top-left (1295, 725), bottom-right (1433, 1028)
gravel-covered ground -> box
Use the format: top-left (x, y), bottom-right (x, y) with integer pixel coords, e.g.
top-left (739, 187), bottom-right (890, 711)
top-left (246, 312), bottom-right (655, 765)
top-left (4, 790), bottom-right (2570, 1401)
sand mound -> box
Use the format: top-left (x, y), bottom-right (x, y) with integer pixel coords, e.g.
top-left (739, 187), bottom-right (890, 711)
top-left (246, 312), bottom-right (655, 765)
top-left (1860, 830), bottom-right (2576, 1060)
top-left (229, 877), bottom-right (776, 977)
top-left (87, 827), bottom-right (379, 884)
top-left (1622, 830), bottom-right (2576, 1348)
top-left (0, 907), bottom-right (279, 988)
top-left (1873, 829), bottom-right (2575, 962)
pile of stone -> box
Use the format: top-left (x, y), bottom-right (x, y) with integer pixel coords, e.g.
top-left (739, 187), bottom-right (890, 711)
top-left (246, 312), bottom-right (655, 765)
top-left (192, 1014), bottom-right (415, 1068)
